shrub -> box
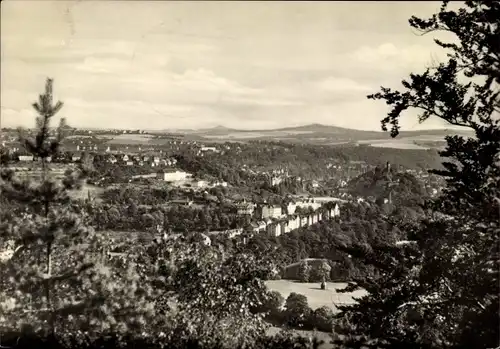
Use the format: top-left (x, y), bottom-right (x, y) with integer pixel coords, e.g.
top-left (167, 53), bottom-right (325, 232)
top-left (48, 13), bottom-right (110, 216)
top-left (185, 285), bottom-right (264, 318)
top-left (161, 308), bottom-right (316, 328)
top-left (308, 306), bottom-right (334, 332)
top-left (297, 261), bottom-right (311, 283)
top-left (310, 260), bottom-right (332, 283)
top-left (284, 293), bottom-right (312, 328)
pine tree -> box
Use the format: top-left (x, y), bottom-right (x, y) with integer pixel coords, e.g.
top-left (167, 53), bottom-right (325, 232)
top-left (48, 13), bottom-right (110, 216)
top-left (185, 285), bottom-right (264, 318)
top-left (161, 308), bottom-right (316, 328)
top-left (333, 2), bottom-right (500, 348)
top-left (0, 78), bottom-right (158, 344)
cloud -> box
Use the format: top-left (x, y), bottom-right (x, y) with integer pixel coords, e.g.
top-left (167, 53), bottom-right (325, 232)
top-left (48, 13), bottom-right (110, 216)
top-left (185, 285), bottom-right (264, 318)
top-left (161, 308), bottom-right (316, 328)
top-left (172, 68), bottom-right (260, 94)
top-left (119, 68), bottom-right (308, 108)
top-left (1, 1), bottom-right (459, 130)
top-left (2, 62), bottom-right (382, 130)
top-left (75, 57), bottom-right (130, 74)
top-left (351, 42), bottom-right (447, 70)
top-left (313, 77), bottom-right (372, 93)
top-left (222, 95), bottom-right (304, 107)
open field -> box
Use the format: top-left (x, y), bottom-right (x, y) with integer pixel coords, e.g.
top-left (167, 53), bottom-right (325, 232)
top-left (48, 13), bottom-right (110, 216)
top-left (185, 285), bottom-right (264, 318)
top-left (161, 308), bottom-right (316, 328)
top-left (265, 280), bottom-right (367, 312)
top-left (357, 135), bottom-right (450, 149)
top-left (366, 141), bottom-right (429, 150)
top-left (265, 279), bottom-right (365, 349)
top-left (202, 130), bottom-right (315, 139)
top-left (66, 135), bottom-right (95, 139)
top-left (106, 134), bottom-right (154, 144)
top-left (10, 164), bottom-right (74, 180)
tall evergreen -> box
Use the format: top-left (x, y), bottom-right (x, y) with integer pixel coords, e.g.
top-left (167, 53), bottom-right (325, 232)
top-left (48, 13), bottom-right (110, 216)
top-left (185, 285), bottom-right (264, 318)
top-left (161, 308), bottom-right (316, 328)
top-left (0, 79), bottom-right (157, 343)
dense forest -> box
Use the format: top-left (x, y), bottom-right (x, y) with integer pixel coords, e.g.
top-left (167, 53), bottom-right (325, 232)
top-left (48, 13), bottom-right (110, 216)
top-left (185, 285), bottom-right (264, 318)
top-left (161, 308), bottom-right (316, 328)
top-left (175, 142), bottom-right (442, 185)
top-left (347, 165), bottom-right (428, 208)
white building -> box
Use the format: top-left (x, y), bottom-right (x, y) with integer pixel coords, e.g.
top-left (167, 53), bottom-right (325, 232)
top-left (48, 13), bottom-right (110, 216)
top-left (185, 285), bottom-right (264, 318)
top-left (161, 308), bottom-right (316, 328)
top-left (266, 223), bottom-right (280, 237)
top-left (251, 220), bottom-right (267, 233)
top-left (194, 180), bottom-right (208, 188)
top-left (271, 176), bottom-right (283, 186)
top-left (236, 201), bottom-right (256, 215)
top-left (212, 181), bottom-right (228, 187)
top-left (200, 146), bottom-right (218, 152)
top-left (261, 205), bottom-right (283, 219)
top-left (18, 155), bottom-right (34, 161)
top-left (310, 214), bottom-right (318, 224)
top-left (226, 228), bottom-right (243, 238)
top-left (163, 170), bottom-right (190, 182)
top-left (287, 215), bottom-right (301, 231)
top-left (287, 202), bottom-right (297, 215)
top-left (331, 203), bottom-right (341, 218)
top-left (279, 221), bottom-right (290, 235)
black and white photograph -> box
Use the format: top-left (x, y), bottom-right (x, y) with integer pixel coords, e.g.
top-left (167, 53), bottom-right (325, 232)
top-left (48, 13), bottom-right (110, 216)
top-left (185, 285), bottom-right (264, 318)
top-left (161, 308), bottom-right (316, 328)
top-left (1, 1), bottom-right (499, 349)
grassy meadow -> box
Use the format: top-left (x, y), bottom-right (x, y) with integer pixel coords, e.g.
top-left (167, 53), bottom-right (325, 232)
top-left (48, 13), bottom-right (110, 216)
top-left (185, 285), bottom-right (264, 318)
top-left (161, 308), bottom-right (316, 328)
top-left (264, 280), bottom-right (367, 312)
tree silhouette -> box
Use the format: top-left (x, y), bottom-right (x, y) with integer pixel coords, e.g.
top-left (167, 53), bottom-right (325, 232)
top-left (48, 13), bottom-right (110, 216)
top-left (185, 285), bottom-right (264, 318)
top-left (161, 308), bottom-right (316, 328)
top-left (334, 2), bottom-right (500, 348)
top-left (0, 78), bottom-right (158, 343)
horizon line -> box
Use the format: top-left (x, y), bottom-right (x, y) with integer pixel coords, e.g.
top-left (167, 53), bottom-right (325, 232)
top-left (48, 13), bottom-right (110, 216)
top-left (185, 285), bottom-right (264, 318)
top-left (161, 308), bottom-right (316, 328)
top-left (1, 122), bottom-right (470, 133)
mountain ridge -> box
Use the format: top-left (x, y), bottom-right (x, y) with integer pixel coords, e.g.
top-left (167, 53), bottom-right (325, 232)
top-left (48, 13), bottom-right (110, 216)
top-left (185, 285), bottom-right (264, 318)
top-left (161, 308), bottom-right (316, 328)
top-left (157, 123), bottom-right (473, 136)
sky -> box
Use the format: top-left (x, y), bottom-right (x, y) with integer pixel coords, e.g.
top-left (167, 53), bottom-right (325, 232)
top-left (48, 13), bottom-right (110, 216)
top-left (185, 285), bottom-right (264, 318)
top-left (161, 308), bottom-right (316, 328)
top-left (1, 1), bottom-right (460, 131)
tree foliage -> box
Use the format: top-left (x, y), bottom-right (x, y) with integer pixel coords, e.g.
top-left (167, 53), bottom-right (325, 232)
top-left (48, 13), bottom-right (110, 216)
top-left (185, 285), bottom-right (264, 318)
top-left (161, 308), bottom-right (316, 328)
top-left (129, 237), bottom-right (279, 349)
top-left (284, 293), bottom-right (311, 328)
top-left (334, 2), bottom-right (500, 348)
top-left (297, 260), bottom-right (312, 283)
top-left (0, 79), bottom-right (159, 344)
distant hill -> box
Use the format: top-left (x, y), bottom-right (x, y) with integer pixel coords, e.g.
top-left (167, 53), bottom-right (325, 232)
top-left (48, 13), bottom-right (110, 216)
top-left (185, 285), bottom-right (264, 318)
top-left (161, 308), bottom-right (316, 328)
top-left (164, 123), bottom-right (474, 149)
top-left (68, 123), bottom-right (474, 151)
top-left (161, 125), bottom-right (240, 135)
top-left (347, 165), bottom-right (427, 207)
top-left (270, 123), bottom-right (363, 133)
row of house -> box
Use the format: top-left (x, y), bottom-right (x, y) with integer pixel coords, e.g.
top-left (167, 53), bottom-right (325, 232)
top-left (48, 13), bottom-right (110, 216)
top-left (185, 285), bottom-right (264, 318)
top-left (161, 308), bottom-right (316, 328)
top-left (248, 199), bottom-right (324, 220)
top-left (187, 202), bottom-right (340, 244)
top-left (13, 151), bottom-right (179, 169)
top-left (106, 154), bottom-right (178, 167)
top-left (251, 203), bottom-right (341, 237)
